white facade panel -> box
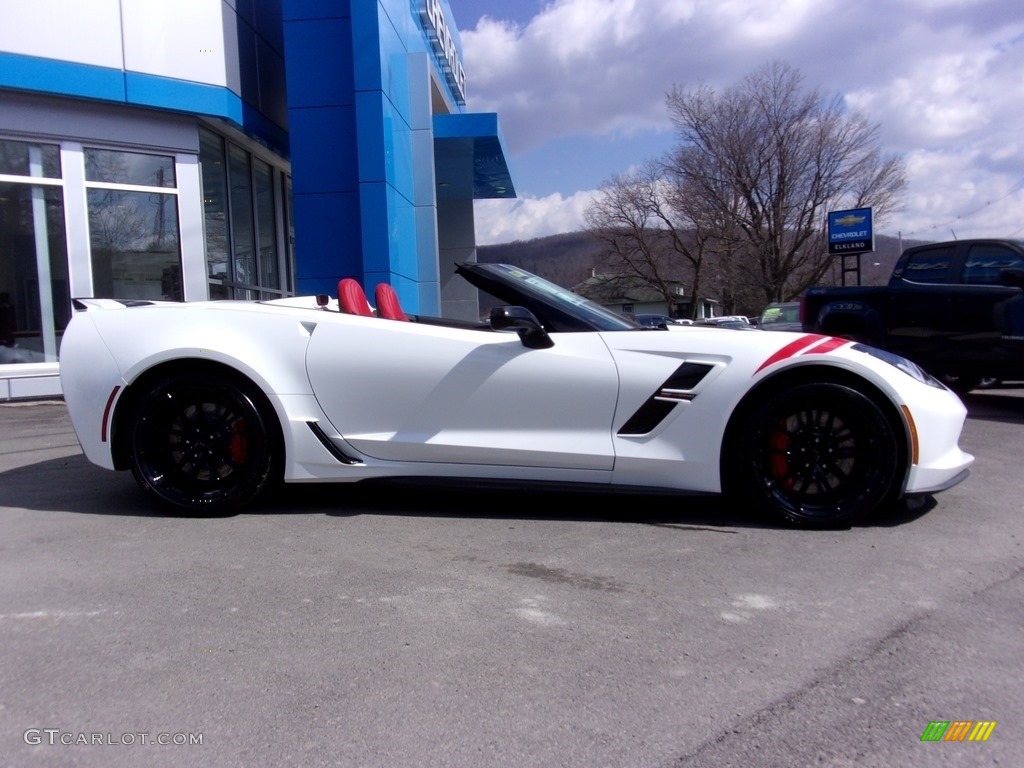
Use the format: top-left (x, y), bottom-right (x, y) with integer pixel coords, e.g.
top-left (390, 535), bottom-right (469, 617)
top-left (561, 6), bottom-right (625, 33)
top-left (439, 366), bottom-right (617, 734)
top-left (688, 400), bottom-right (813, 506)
top-left (121, 0), bottom-right (233, 89)
top-left (0, 0), bottom-right (124, 69)
top-left (9, 371), bottom-right (62, 400)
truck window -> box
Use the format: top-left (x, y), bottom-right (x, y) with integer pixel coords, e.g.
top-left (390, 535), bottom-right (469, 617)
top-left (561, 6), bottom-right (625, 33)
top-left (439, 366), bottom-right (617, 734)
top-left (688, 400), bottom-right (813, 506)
top-left (961, 244), bottom-right (1024, 285)
top-left (900, 246), bottom-right (954, 284)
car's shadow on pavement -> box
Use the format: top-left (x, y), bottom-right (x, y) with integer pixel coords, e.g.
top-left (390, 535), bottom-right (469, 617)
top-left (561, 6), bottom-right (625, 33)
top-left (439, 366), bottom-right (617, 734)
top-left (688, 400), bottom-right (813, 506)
top-left (261, 480), bottom-right (768, 531)
top-left (0, 452), bottom-right (937, 531)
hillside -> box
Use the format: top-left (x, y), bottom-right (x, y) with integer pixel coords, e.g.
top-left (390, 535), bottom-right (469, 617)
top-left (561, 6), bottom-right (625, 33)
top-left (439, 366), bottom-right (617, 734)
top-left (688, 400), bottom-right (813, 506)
top-left (477, 231), bottom-right (926, 314)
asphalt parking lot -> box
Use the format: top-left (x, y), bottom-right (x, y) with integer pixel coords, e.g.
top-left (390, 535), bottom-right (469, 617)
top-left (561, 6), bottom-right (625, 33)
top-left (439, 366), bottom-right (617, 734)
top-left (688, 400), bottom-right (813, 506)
top-left (1, 392), bottom-right (1023, 767)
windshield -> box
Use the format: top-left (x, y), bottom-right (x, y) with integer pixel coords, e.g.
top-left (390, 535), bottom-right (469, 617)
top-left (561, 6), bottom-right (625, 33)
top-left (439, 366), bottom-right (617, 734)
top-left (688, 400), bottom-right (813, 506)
top-left (458, 262), bottom-right (639, 332)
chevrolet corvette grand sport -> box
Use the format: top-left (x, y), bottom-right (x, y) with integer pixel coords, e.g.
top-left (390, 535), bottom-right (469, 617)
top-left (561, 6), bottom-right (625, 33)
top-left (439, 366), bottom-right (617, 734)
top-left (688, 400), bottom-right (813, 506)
top-left (60, 263), bottom-right (973, 528)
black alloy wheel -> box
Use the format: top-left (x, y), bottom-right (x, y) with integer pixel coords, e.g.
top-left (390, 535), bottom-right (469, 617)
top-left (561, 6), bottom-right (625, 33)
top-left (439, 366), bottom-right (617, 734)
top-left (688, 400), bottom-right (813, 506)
top-left (737, 382), bottom-right (901, 527)
top-left (128, 373), bottom-right (275, 514)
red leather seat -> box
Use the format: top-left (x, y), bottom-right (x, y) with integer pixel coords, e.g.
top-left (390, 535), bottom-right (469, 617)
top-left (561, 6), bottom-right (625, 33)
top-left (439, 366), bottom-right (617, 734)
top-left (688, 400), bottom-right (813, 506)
top-left (375, 283), bottom-right (408, 321)
top-left (338, 278), bottom-right (373, 316)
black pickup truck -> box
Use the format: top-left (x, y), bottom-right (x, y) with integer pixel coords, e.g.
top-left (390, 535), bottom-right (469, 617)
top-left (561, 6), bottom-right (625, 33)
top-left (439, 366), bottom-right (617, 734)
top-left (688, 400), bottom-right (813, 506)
top-left (801, 238), bottom-right (1024, 392)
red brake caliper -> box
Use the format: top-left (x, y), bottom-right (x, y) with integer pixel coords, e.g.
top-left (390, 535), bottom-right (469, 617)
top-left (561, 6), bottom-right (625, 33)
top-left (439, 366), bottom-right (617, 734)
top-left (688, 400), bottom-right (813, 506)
top-left (769, 419), bottom-right (793, 489)
top-left (229, 418), bottom-right (248, 464)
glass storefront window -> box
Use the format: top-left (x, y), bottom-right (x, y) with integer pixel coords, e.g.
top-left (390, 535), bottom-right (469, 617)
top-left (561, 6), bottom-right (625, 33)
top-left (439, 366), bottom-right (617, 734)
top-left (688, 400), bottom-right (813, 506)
top-left (228, 143), bottom-right (256, 289)
top-left (283, 173), bottom-right (294, 294)
top-left (87, 188), bottom-right (182, 301)
top-left (199, 130), bottom-right (230, 284)
top-left (254, 158), bottom-right (278, 291)
top-left (1, 131), bottom-right (291, 381)
top-left (84, 148), bottom-right (176, 187)
top-left (84, 148), bottom-right (182, 302)
top-left (0, 138), bottom-right (61, 178)
top-left (200, 127), bottom-right (292, 300)
top-left (0, 182), bottom-right (70, 364)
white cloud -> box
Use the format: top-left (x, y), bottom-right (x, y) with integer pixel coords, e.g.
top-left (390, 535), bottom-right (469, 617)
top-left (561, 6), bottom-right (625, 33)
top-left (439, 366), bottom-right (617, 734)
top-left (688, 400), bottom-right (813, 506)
top-left (473, 190), bottom-right (601, 245)
top-left (459, 0), bottom-right (1024, 242)
top-left (897, 150), bottom-right (1024, 240)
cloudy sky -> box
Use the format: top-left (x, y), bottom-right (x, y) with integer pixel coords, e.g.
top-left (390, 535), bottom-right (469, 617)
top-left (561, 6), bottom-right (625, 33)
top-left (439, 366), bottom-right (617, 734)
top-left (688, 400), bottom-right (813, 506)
top-left (443, 0), bottom-right (1024, 245)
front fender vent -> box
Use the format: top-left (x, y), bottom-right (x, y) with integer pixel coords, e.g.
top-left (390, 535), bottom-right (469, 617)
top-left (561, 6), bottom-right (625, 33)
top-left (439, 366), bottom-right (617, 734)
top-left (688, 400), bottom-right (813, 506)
top-left (618, 362), bottom-right (714, 436)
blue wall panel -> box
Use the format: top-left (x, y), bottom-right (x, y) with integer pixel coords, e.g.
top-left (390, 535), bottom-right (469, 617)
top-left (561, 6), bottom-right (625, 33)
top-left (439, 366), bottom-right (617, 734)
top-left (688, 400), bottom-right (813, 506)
top-left (287, 106), bottom-right (360, 193)
top-left (293, 190), bottom-right (363, 294)
top-left (281, 0), bottom-right (351, 20)
top-left (282, 18), bottom-right (355, 108)
top-left (125, 73), bottom-right (244, 124)
top-left (284, 0), bottom-right (499, 314)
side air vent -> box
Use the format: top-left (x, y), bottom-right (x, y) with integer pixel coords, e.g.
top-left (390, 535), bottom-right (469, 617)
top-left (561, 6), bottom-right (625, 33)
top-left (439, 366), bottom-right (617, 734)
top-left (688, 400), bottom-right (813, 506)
top-left (306, 421), bottom-right (363, 465)
top-left (617, 362), bottom-right (715, 436)
top-left (619, 400), bottom-right (677, 435)
top-left (660, 361), bottom-right (715, 393)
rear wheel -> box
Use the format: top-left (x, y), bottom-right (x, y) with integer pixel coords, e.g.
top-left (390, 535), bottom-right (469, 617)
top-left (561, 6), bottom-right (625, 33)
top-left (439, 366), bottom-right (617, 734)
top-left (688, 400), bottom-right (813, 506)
top-left (732, 382), bottom-right (901, 527)
top-left (128, 373), bottom-right (275, 514)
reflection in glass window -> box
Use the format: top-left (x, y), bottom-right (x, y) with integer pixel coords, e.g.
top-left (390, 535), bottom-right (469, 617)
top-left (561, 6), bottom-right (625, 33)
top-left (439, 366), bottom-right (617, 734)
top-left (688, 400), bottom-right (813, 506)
top-left (284, 174), bottom-right (294, 294)
top-left (254, 158), bottom-right (278, 291)
top-left (84, 148), bottom-right (175, 187)
top-left (200, 127), bottom-right (292, 299)
top-left (0, 139), bottom-right (61, 178)
top-left (88, 189), bottom-right (182, 300)
top-left (200, 130), bottom-right (229, 282)
top-left (0, 183), bottom-right (69, 363)
top-left (901, 247), bottom-right (953, 284)
top-left (228, 144), bottom-right (256, 289)
top-left (961, 245), bottom-right (1024, 285)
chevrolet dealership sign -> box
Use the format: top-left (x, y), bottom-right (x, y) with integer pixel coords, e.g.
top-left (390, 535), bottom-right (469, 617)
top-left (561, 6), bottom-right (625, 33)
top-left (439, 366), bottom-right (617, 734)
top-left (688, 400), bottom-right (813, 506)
top-left (828, 208), bottom-right (874, 255)
top-left (422, 0), bottom-right (467, 105)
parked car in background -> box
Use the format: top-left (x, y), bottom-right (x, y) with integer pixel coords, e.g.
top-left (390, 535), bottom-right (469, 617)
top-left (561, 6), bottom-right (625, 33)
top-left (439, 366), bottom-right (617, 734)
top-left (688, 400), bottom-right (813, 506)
top-left (759, 301), bottom-right (802, 332)
top-left (693, 315), bottom-right (755, 330)
top-left (634, 314), bottom-right (676, 329)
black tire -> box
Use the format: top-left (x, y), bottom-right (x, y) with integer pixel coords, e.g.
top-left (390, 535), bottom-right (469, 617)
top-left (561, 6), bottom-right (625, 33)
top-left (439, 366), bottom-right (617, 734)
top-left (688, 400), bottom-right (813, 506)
top-left (733, 382), bottom-right (901, 527)
top-left (128, 373), bottom-right (275, 514)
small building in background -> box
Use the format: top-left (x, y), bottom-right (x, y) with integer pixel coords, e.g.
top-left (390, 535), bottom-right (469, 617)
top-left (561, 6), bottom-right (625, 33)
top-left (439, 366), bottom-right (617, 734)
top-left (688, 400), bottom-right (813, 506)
top-left (573, 271), bottom-right (719, 320)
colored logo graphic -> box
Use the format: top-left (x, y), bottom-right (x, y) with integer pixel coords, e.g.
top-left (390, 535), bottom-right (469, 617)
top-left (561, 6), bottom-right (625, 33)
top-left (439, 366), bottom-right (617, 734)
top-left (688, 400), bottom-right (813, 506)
top-left (920, 720), bottom-right (997, 742)
top-left (834, 214), bottom-right (867, 228)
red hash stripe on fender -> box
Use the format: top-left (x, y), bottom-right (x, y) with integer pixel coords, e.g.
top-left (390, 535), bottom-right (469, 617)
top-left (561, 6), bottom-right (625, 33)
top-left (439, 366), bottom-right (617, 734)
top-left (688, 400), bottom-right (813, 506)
top-left (754, 334), bottom-right (849, 373)
top-left (755, 334), bottom-right (829, 373)
top-left (804, 336), bottom-right (850, 355)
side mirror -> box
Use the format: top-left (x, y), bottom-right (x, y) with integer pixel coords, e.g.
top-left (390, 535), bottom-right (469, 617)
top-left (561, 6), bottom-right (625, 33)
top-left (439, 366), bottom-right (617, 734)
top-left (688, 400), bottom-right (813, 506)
top-left (489, 306), bottom-right (554, 349)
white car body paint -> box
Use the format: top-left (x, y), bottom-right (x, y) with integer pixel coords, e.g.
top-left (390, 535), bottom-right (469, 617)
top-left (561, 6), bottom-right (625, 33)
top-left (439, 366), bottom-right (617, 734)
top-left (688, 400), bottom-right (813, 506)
top-left (59, 263), bottom-right (974, 523)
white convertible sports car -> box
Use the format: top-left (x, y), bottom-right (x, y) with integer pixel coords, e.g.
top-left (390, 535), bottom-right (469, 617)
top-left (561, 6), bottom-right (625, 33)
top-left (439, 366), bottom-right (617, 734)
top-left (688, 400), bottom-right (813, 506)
top-left (60, 262), bottom-right (973, 527)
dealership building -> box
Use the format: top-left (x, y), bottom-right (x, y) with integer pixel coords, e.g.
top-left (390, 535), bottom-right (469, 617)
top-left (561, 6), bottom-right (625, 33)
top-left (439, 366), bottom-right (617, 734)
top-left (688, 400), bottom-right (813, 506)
top-left (0, 0), bottom-right (514, 399)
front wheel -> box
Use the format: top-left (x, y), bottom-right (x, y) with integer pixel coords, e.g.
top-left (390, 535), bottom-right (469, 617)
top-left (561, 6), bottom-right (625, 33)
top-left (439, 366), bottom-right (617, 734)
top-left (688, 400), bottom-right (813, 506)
top-left (128, 373), bottom-right (276, 515)
top-left (731, 383), bottom-right (902, 527)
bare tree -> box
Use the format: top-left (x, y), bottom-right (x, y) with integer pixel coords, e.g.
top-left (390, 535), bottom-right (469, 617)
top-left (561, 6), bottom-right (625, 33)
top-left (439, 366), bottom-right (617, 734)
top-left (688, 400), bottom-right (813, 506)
top-left (585, 62), bottom-right (907, 315)
top-left (584, 160), bottom-right (718, 319)
top-left (665, 61), bottom-right (907, 305)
